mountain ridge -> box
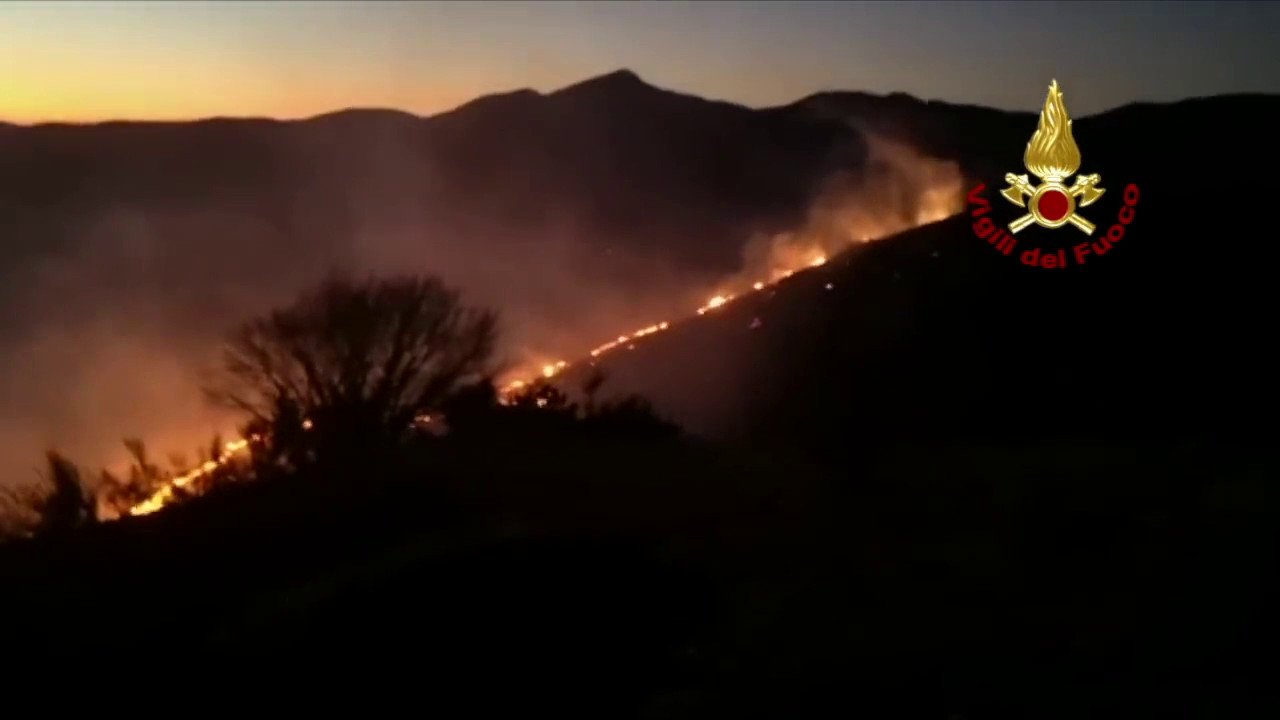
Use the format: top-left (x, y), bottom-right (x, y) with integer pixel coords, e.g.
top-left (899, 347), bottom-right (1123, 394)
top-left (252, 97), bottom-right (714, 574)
top-left (6, 67), bottom-right (1275, 128)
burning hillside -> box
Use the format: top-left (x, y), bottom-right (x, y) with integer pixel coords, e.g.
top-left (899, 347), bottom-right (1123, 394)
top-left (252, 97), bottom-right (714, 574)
top-left (0, 70), bottom-right (866, 490)
top-left (498, 132), bottom-right (964, 391)
top-left (0, 69), bottom-right (984, 518)
top-left (123, 131), bottom-right (963, 518)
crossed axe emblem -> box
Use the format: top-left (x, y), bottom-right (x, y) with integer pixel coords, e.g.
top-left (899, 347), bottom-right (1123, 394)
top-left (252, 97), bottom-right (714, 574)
top-left (1000, 173), bottom-right (1105, 234)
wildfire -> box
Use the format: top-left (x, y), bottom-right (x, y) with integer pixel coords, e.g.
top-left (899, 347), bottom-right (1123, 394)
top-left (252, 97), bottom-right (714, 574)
top-left (128, 437), bottom-right (254, 516)
top-left (123, 175), bottom-right (960, 519)
top-left (500, 249), bottom-right (844, 397)
top-left (587, 321), bottom-right (669, 359)
top-left (541, 360), bottom-right (567, 378)
top-left (697, 294), bottom-right (731, 315)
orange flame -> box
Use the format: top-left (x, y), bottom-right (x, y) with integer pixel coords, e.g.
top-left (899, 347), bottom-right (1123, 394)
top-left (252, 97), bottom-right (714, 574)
top-left (129, 438), bottom-right (253, 516)
top-left (697, 294), bottom-right (732, 315)
top-left (124, 150), bottom-right (960, 520)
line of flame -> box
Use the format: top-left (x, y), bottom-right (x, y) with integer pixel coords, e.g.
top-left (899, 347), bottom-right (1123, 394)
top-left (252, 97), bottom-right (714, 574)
top-left (127, 244), bottom-right (845, 514)
top-left (128, 437), bottom-right (255, 516)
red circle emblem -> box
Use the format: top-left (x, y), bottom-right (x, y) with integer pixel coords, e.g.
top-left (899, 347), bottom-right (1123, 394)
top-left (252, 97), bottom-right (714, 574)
top-left (1037, 189), bottom-right (1070, 222)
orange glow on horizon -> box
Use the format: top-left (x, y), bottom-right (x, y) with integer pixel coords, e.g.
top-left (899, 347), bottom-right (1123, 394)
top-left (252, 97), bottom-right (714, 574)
top-left (0, 35), bottom-right (508, 125)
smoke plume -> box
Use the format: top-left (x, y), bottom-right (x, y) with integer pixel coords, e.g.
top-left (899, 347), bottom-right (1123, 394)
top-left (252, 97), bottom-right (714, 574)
top-left (727, 132), bottom-right (963, 292)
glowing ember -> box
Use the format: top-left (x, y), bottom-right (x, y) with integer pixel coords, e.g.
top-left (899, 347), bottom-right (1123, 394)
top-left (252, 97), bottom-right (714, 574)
top-left (540, 360), bottom-right (567, 378)
top-left (698, 294), bottom-right (733, 315)
top-left (753, 282), bottom-right (764, 291)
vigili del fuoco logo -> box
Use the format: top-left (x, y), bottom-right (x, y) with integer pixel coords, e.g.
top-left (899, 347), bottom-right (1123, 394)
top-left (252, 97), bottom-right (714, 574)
top-left (968, 80), bottom-right (1139, 269)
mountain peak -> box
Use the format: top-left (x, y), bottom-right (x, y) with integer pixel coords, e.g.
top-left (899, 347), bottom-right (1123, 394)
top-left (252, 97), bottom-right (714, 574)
top-left (304, 108), bottom-right (423, 123)
top-left (554, 69), bottom-right (651, 96)
top-left (599, 68), bottom-right (643, 83)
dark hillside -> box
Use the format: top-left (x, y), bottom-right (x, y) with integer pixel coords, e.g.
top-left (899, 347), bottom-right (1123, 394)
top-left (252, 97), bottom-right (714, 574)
top-left (567, 94), bottom-right (1280, 455)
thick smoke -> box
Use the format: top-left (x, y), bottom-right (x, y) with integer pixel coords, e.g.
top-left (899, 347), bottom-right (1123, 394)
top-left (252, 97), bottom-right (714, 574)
top-left (0, 143), bottom-right (703, 488)
top-left (726, 132), bottom-right (963, 293)
top-left (593, 130), bottom-right (967, 439)
top-left (0, 120), bottom-right (962, 491)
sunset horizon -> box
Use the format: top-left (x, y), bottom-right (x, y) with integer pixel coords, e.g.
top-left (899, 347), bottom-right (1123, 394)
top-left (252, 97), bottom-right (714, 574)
top-left (4, 1), bottom-right (1277, 124)
top-left (6, 67), bottom-right (1273, 128)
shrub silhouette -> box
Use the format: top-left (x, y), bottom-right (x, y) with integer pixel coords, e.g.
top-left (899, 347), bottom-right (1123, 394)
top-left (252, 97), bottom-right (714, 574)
top-left (205, 274), bottom-right (498, 467)
top-left (94, 438), bottom-right (178, 517)
top-left (0, 451), bottom-right (97, 539)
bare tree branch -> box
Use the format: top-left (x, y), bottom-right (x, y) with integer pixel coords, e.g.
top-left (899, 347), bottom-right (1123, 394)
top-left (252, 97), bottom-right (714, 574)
top-left (204, 275), bottom-right (499, 458)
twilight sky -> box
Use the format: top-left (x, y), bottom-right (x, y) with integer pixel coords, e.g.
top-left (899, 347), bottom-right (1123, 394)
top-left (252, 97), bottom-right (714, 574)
top-left (1, 0), bottom-right (1278, 122)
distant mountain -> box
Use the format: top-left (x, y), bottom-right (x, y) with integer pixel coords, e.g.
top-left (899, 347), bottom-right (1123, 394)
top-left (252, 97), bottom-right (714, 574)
top-left (420, 68), bottom-right (859, 273)
top-left (0, 68), bottom-right (864, 269)
top-left (0, 70), bottom-right (894, 353)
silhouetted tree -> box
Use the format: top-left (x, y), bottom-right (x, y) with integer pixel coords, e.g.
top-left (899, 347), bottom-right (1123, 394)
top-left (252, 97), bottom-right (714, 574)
top-left (95, 438), bottom-right (171, 517)
top-left (206, 275), bottom-right (498, 462)
top-left (0, 451), bottom-right (96, 539)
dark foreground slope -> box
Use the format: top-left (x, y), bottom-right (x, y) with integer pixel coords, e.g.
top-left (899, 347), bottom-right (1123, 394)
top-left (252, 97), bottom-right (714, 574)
top-left (5, 403), bottom-right (1273, 717)
top-left (2, 386), bottom-right (1275, 716)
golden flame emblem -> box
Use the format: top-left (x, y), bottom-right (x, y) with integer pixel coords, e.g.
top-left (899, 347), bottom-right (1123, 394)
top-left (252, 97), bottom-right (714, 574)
top-left (1000, 80), bottom-right (1105, 234)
